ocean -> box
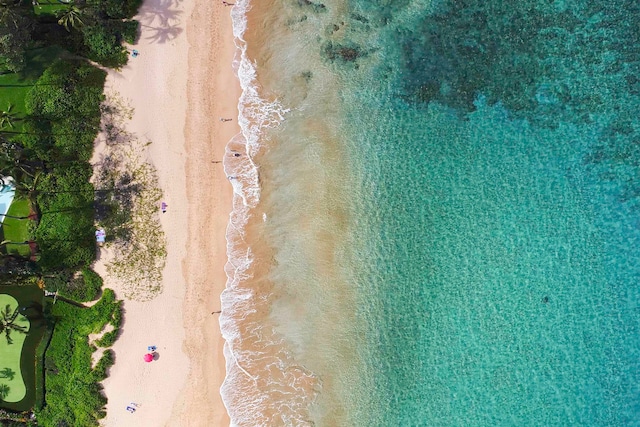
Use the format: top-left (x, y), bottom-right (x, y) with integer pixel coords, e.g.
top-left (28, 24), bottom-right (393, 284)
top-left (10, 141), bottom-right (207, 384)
top-left (220, 0), bottom-right (640, 425)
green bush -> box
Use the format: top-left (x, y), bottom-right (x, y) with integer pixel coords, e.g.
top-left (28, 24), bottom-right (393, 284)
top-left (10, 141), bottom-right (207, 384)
top-left (119, 20), bottom-right (139, 45)
top-left (104, 0), bottom-right (126, 19)
top-left (95, 330), bottom-right (117, 348)
top-left (26, 60), bottom-right (105, 123)
top-left (35, 214), bottom-right (95, 270)
top-left (81, 268), bottom-right (103, 301)
top-left (35, 163), bottom-right (97, 270)
top-left (24, 59), bottom-right (105, 165)
top-left (41, 268), bottom-right (102, 305)
top-left (124, 0), bottom-right (143, 18)
top-left (92, 349), bottom-right (114, 381)
top-left (82, 25), bottom-right (128, 68)
top-left (110, 301), bottom-right (123, 329)
top-left (35, 289), bottom-right (120, 426)
top-left (0, 6), bottom-right (34, 73)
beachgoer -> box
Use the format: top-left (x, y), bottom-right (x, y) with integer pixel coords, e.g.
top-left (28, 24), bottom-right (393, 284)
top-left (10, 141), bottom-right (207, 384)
top-left (233, 153), bottom-right (241, 157)
top-left (161, 202), bottom-right (168, 213)
top-left (95, 228), bottom-right (106, 246)
top-left (126, 406), bottom-right (136, 413)
top-left (219, 117), bottom-right (233, 122)
top-left (222, 1), bottom-right (234, 5)
top-left (132, 49), bottom-right (139, 57)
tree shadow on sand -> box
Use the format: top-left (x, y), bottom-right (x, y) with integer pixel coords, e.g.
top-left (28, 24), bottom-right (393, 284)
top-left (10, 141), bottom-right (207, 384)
top-left (92, 94), bottom-right (166, 301)
top-left (142, 24), bottom-right (183, 44)
top-left (137, 0), bottom-right (184, 44)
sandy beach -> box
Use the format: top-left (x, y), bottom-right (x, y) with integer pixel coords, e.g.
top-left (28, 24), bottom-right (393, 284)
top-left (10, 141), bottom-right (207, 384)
top-left (92, 0), bottom-right (238, 425)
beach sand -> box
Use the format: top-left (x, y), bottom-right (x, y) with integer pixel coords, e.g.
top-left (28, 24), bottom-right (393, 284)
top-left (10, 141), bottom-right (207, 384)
top-left (92, 0), bottom-right (237, 425)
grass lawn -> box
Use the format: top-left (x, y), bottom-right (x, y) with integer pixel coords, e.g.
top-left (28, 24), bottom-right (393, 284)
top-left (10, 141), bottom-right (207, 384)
top-left (0, 294), bottom-right (30, 403)
top-left (33, 0), bottom-right (69, 17)
top-left (2, 198), bottom-right (33, 257)
top-left (0, 46), bottom-right (63, 133)
top-left (0, 70), bottom-right (30, 125)
top-left (21, 46), bottom-right (65, 81)
top-left (0, 285), bottom-right (46, 412)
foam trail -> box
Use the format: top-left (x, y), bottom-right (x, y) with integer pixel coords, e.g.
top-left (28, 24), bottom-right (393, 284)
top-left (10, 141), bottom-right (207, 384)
top-left (219, 1), bottom-right (318, 425)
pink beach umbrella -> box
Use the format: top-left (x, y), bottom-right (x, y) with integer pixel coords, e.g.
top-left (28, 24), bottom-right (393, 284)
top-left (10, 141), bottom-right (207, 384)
top-left (144, 353), bottom-right (154, 363)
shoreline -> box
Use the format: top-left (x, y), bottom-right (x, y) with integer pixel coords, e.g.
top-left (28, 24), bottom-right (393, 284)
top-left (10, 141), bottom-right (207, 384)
top-left (93, 0), bottom-right (237, 425)
top-left (168, 0), bottom-right (238, 423)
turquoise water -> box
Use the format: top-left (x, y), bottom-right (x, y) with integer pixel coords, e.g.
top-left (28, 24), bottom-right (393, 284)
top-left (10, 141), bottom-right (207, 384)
top-left (346, 99), bottom-right (639, 425)
top-left (221, 0), bottom-right (640, 425)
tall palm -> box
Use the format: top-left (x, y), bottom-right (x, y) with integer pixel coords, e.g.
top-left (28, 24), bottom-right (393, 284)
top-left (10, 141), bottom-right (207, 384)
top-left (0, 104), bottom-right (19, 130)
top-left (57, 5), bottom-right (84, 31)
top-left (0, 383), bottom-right (9, 401)
top-left (13, 169), bottom-right (42, 204)
top-left (0, 304), bottom-right (28, 345)
top-left (0, 367), bottom-right (15, 381)
top-left (0, 135), bottom-right (40, 180)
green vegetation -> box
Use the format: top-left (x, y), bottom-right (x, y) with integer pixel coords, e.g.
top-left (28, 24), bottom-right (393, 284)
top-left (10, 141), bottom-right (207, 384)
top-left (0, 285), bottom-right (46, 414)
top-left (0, 0), bottom-right (147, 423)
top-left (0, 5), bottom-right (34, 73)
top-left (92, 96), bottom-right (167, 301)
top-left (1, 0), bottom-right (141, 72)
top-left (41, 267), bottom-right (102, 303)
top-left (0, 294), bottom-right (30, 403)
top-left (2, 198), bottom-right (33, 258)
top-left (35, 289), bottom-right (120, 426)
top-left (0, 299), bottom-right (29, 346)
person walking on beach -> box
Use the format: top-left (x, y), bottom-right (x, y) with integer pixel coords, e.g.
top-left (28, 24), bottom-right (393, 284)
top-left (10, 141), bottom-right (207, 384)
top-left (161, 201), bottom-right (168, 213)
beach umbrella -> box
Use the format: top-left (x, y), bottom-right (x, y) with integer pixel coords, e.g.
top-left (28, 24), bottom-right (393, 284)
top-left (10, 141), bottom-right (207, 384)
top-left (144, 353), bottom-right (153, 362)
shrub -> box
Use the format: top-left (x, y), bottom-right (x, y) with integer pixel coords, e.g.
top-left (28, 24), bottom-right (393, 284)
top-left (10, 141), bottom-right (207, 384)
top-left (35, 163), bottom-right (98, 271)
top-left (104, 0), bottom-right (126, 19)
top-left (110, 301), bottom-right (123, 329)
top-left (36, 290), bottom-right (120, 426)
top-left (124, 0), bottom-right (143, 18)
top-left (82, 25), bottom-right (128, 68)
top-left (41, 268), bottom-right (101, 304)
top-left (92, 349), bottom-right (114, 381)
top-left (35, 213), bottom-right (95, 271)
top-left (119, 20), bottom-right (139, 45)
top-left (81, 268), bottom-right (103, 302)
top-left (95, 330), bottom-right (117, 348)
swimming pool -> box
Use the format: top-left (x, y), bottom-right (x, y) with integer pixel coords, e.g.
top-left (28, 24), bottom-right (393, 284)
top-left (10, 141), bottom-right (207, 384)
top-left (0, 178), bottom-right (16, 225)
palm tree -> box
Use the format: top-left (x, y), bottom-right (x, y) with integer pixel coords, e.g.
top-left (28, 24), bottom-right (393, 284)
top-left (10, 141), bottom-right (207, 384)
top-left (0, 239), bottom-right (34, 246)
top-left (13, 169), bottom-right (42, 205)
top-left (0, 104), bottom-right (20, 130)
top-left (57, 5), bottom-right (84, 31)
top-left (0, 367), bottom-right (15, 381)
top-left (0, 383), bottom-right (9, 401)
top-left (0, 137), bottom-right (43, 188)
top-left (0, 304), bottom-right (28, 345)
top-left (1, 213), bottom-right (36, 220)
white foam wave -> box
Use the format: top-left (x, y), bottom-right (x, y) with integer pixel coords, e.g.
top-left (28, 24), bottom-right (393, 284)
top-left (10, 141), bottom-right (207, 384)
top-left (220, 1), bottom-right (316, 426)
